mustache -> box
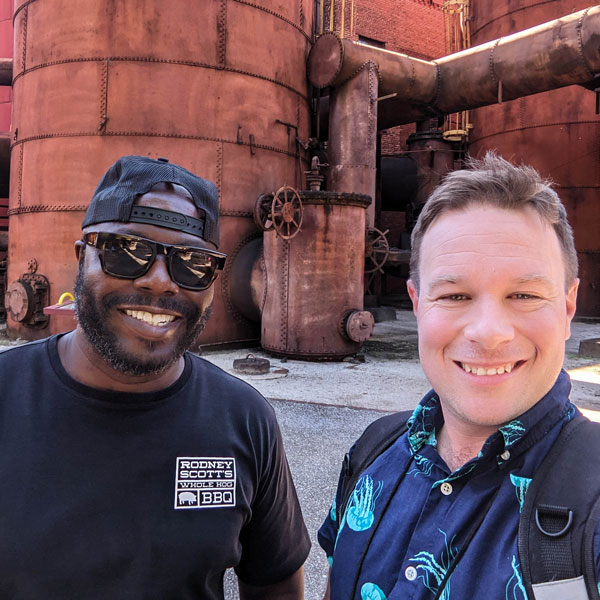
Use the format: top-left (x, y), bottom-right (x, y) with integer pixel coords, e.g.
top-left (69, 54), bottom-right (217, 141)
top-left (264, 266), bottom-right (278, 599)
top-left (102, 293), bottom-right (199, 319)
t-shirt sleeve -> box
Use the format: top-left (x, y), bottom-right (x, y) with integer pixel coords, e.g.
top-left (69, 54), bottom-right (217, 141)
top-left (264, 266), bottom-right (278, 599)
top-left (234, 414), bottom-right (311, 586)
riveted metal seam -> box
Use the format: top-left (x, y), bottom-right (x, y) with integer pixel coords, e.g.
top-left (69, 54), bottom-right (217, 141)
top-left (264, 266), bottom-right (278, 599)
top-left (98, 59), bottom-right (109, 133)
top-left (408, 59), bottom-right (417, 95)
top-left (216, 142), bottom-right (223, 199)
top-left (20, 6), bottom-right (28, 78)
top-left (219, 210), bottom-right (253, 217)
top-left (336, 59), bottom-right (382, 89)
top-left (489, 38), bottom-right (500, 88)
top-left (12, 56), bottom-right (309, 100)
top-left (469, 119), bottom-right (600, 145)
top-left (367, 62), bottom-right (377, 144)
top-left (233, 0), bottom-right (311, 42)
top-left (8, 204), bottom-right (88, 216)
top-left (16, 145), bottom-right (23, 209)
top-left (576, 7), bottom-right (595, 80)
top-left (299, 0), bottom-right (305, 30)
top-left (11, 131), bottom-right (303, 159)
top-left (279, 239), bottom-right (289, 348)
top-left (12, 0), bottom-right (37, 24)
top-left (218, 0), bottom-right (227, 67)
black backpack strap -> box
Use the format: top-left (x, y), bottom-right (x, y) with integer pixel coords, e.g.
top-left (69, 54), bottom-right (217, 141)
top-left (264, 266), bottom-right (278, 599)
top-left (519, 415), bottom-right (600, 600)
top-left (337, 409), bottom-right (413, 530)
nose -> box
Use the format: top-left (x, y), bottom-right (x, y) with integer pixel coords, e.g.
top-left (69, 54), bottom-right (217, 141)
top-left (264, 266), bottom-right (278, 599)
top-left (462, 297), bottom-right (515, 350)
top-left (133, 255), bottom-right (179, 296)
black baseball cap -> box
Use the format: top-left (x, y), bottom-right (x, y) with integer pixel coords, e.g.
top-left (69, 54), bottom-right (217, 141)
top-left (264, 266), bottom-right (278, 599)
top-left (82, 155), bottom-right (220, 247)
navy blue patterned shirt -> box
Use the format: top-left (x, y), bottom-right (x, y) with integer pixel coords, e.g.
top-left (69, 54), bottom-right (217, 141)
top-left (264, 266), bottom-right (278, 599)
top-left (319, 370), bottom-right (600, 600)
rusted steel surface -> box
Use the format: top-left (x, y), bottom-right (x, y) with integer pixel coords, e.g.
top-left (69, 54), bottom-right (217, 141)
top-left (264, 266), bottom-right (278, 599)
top-left (0, 131), bottom-right (9, 200)
top-left (469, 0), bottom-right (600, 317)
top-left (262, 191), bottom-right (371, 360)
top-left (406, 125), bottom-right (454, 225)
top-left (0, 58), bottom-right (11, 85)
top-left (227, 235), bottom-right (264, 323)
top-left (8, 0), bottom-right (313, 340)
top-left (308, 6), bottom-right (600, 129)
top-left (328, 66), bottom-right (379, 226)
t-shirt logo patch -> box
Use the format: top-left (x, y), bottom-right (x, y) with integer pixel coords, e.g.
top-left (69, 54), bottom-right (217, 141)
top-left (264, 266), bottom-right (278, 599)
top-left (174, 457), bottom-right (236, 510)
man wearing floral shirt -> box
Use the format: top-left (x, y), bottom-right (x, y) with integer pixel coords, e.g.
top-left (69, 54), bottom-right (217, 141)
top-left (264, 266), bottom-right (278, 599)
top-left (319, 154), bottom-right (599, 599)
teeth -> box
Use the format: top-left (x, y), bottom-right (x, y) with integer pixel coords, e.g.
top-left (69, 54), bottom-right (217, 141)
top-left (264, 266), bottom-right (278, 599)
top-left (461, 362), bottom-right (516, 376)
top-left (125, 309), bottom-right (176, 327)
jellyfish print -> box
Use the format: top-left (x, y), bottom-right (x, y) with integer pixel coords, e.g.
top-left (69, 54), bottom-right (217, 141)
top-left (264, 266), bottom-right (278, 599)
top-left (408, 529), bottom-right (458, 600)
top-left (330, 497), bottom-right (337, 522)
top-left (509, 474), bottom-right (531, 512)
top-left (505, 555), bottom-right (528, 600)
top-left (408, 402), bottom-right (438, 451)
top-left (346, 475), bottom-right (384, 532)
top-left (499, 420), bottom-right (526, 448)
top-left (408, 454), bottom-right (434, 478)
top-left (361, 582), bottom-right (387, 600)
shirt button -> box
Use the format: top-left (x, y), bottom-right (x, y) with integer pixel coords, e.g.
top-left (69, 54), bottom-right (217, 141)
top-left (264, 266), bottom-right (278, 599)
top-left (440, 482), bottom-right (453, 495)
top-left (500, 450), bottom-right (511, 461)
top-left (405, 566), bottom-right (417, 581)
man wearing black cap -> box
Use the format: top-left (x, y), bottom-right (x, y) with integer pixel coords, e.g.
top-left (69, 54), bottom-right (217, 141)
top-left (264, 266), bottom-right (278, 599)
top-left (0, 156), bottom-right (310, 599)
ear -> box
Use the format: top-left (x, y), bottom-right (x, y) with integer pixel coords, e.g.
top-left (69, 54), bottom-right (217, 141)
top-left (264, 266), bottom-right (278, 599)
top-left (407, 279), bottom-right (419, 315)
top-left (564, 278), bottom-right (579, 340)
top-left (74, 239), bottom-right (85, 260)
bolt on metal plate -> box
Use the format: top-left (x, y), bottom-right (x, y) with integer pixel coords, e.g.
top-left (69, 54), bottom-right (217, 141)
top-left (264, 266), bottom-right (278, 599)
top-left (233, 353), bottom-right (271, 375)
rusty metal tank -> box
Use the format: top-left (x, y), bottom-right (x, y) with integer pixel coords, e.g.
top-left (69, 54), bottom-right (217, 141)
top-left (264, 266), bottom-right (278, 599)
top-left (0, 0), bottom-right (11, 232)
top-left (261, 190), bottom-right (374, 359)
top-left (469, 0), bottom-right (600, 317)
top-left (8, 0), bottom-right (313, 341)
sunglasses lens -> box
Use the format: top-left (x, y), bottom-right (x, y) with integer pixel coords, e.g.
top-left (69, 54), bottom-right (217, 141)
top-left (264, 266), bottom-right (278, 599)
top-left (102, 236), bottom-right (154, 278)
top-left (170, 250), bottom-right (217, 290)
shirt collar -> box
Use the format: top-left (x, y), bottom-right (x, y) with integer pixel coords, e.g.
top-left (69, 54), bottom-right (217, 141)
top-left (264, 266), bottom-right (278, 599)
top-left (406, 370), bottom-right (574, 462)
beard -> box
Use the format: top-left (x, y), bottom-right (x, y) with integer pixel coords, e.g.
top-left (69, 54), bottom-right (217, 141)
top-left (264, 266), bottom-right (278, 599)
top-left (74, 265), bottom-right (212, 377)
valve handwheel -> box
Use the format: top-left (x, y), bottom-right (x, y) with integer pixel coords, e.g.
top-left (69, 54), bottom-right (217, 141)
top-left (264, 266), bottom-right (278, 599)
top-left (253, 193), bottom-right (275, 231)
top-left (271, 186), bottom-right (303, 240)
top-left (365, 227), bottom-right (390, 273)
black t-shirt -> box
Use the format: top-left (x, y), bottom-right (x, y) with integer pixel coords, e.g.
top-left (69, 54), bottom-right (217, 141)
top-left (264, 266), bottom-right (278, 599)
top-left (0, 336), bottom-right (310, 599)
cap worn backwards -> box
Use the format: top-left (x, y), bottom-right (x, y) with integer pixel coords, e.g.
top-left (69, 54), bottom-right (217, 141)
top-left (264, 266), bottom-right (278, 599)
top-left (82, 155), bottom-right (220, 247)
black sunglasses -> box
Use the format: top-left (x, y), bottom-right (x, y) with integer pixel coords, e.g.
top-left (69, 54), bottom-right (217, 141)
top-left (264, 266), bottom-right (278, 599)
top-left (83, 232), bottom-right (227, 291)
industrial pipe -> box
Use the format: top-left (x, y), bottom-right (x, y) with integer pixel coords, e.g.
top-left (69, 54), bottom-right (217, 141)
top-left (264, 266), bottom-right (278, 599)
top-left (328, 65), bottom-right (379, 225)
top-left (0, 58), bottom-right (12, 86)
top-left (308, 5), bottom-right (600, 129)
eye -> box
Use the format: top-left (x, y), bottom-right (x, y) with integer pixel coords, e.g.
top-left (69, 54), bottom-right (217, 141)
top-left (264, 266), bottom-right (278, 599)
top-left (438, 294), bottom-right (469, 302)
top-left (510, 293), bottom-right (539, 300)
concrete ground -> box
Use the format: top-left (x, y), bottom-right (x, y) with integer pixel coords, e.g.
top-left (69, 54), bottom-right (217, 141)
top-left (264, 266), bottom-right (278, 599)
top-left (2, 311), bottom-right (599, 600)
top-left (207, 309), bottom-right (600, 599)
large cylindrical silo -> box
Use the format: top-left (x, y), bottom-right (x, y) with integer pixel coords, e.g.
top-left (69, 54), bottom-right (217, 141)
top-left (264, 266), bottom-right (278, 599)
top-left (469, 0), bottom-right (599, 316)
top-left (8, 0), bottom-right (313, 342)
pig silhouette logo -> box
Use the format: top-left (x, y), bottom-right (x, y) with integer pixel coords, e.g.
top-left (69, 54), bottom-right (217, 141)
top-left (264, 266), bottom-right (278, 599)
top-left (178, 491), bottom-right (197, 506)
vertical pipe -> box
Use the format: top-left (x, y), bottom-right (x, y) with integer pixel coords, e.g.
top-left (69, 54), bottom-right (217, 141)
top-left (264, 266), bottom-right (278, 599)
top-left (329, 0), bottom-right (334, 31)
top-left (319, 0), bottom-right (324, 35)
top-left (341, 0), bottom-right (345, 38)
top-left (328, 65), bottom-right (379, 226)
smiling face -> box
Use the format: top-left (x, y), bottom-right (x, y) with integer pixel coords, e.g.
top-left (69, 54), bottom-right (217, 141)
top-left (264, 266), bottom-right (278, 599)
top-left (74, 187), bottom-right (215, 377)
top-left (407, 204), bottom-right (578, 434)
